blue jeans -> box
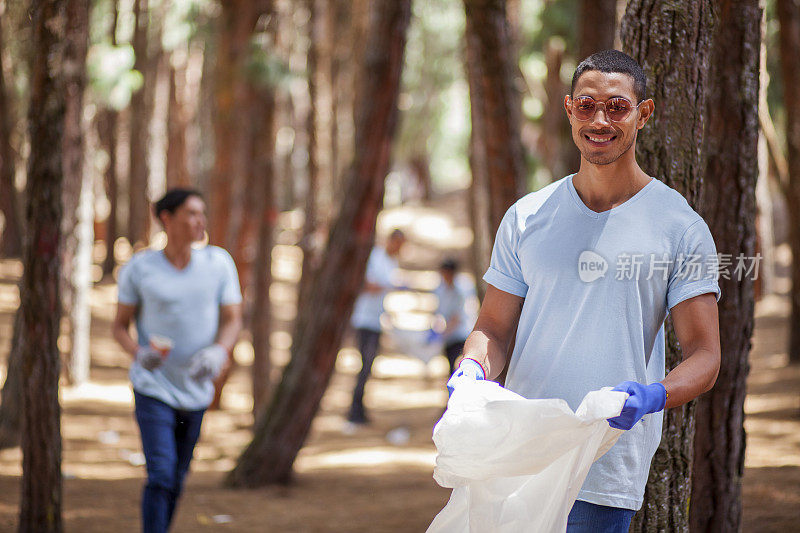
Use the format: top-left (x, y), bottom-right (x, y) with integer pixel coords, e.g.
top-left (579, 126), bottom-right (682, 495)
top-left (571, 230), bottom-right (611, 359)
top-left (134, 391), bottom-right (205, 533)
top-left (567, 500), bottom-right (636, 533)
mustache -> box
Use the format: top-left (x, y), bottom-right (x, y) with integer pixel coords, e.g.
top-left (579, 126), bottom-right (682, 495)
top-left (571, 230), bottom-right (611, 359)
top-left (582, 128), bottom-right (617, 135)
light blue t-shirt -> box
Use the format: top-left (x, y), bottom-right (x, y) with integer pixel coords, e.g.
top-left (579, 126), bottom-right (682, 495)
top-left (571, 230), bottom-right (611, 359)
top-left (118, 245), bottom-right (242, 410)
top-left (483, 175), bottom-right (721, 510)
top-left (434, 278), bottom-right (474, 344)
top-left (351, 247), bottom-right (399, 332)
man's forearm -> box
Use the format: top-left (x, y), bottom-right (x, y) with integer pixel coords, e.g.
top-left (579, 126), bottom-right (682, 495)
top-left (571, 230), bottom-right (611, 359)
top-left (661, 346), bottom-right (719, 409)
top-left (459, 328), bottom-right (511, 381)
top-left (112, 324), bottom-right (139, 359)
top-left (215, 316), bottom-right (242, 353)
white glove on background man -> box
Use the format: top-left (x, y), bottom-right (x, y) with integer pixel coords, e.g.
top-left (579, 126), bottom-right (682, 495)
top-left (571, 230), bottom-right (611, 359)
top-left (136, 346), bottom-right (164, 371)
top-left (189, 344), bottom-right (229, 381)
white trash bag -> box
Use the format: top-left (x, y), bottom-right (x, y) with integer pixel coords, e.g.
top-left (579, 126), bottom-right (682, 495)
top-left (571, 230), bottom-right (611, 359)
top-left (427, 381), bottom-right (627, 533)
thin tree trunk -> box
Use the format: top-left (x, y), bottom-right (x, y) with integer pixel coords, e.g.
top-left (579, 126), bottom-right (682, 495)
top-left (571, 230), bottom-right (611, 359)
top-left (463, 0), bottom-right (526, 240)
top-left (299, 0), bottom-right (320, 305)
top-left (777, 0), bottom-right (800, 364)
top-left (578, 0), bottom-right (617, 61)
top-left (208, 1), bottom-right (268, 249)
top-left (0, 9), bottom-right (22, 258)
top-left (620, 0), bottom-right (714, 530)
top-left (128, 0), bottom-right (150, 248)
top-left (226, 0), bottom-right (411, 487)
top-left (99, 109), bottom-right (119, 276)
top-left (0, 310), bottom-right (23, 449)
top-left (60, 0), bottom-right (90, 385)
top-left (166, 64), bottom-right (190, 188)
top-left (250, 84), bottom-right (276, 421)
top-left (690, 1), bottom-right (760, 530)
top-left (19, 0), bottom-right (70, 529)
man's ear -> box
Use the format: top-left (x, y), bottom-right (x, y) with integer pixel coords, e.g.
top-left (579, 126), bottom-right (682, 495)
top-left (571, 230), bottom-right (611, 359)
top-left (564, 95), bottom-right (572, 120)
top-left (637, 99), bottom-right (655, 129)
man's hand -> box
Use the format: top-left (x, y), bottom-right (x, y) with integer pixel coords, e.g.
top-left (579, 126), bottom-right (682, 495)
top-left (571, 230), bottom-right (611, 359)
top-left (607, 381), bottom-right (667, 430)
top-left (136, 346), bottom-right (164, 371)
top-left (189, 344), bottom-right (229, 381)
top-left (446, 359), bottom-right (485, 396)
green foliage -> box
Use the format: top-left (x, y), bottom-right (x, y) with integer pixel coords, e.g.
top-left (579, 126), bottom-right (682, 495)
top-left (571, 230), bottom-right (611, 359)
top-left (86, 42), bottom-right (142, 110)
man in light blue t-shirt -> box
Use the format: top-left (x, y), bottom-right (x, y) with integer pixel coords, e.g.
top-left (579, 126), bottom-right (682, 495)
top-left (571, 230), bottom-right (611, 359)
top-left (447, 50), bottom-right (721, 532)
top-left (113, 189), bottom-right (242, 532)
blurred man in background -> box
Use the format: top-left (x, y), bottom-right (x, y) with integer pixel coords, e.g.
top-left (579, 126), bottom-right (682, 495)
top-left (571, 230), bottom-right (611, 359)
top-left (432, 258), bottom-right (474, 375)
top-left (347, 229), bottom-right (406, 425)
top-left (112, 189), bottom-right (242, 533)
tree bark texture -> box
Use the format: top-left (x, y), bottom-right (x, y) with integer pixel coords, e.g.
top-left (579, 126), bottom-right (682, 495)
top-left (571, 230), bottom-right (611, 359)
top-left (99, 0), bottom-right (119, 276)
top-left (463, 0), bottom-right (527, 236)
top-left (0, 9), bottom-right (22, 258)
top-left (59, 0), bottom-right (90, 385)
top-left (166, 64), bottom-right (190, 188)
top-left (0, 310), bottom-right (23, 449)
top-left (208, 0), bottom-right (269, 250)
top-left (691, 2), bottom-right (760, 531)
top-left (776, 0), bottom-right (800, 363)
top-left (621, 0), bottom-right (714, 530)
top-left (128, 0), bottom-right (151, 247)
top-left (19, 0), bottom-right (68, 529)
top-left (578, 0), bottom-right (617, 61)
top-left (226, 0), bottom-right (411, 487)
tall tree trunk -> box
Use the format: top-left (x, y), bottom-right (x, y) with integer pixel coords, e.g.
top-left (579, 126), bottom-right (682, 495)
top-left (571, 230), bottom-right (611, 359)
top-left (59, 0), bottom-right (90, 385)
top-left (250, 84), bottom-right (277, 421)
top-left (128, 0), bottom-right (150, 248)
top-left (298, 0), bottom-right (321, 305)
top-left (208, 0), bottom-right (268, 249)
top-left (578, 0), bottom-right (617, 61)
top-left (19, 0), bottom-right (70, 529)
top-left (777, 0), bottom-right (800, 363)
top-left (226, 0), bottom-right (411, 487)
top-left (620, 0), bottom-right (714, 530)
top-left (100, 1), bottom-right (119, 277)
top-left (463, 0), bottom-right (526, 235)
top-left (690, 3), bottom-right (760, 531)
top-left (0, 8), bottom-right (22, 258)
top-left (0, 310), bottom-right (23, 449)
top-left (166, 64), bottom-right (190, 188)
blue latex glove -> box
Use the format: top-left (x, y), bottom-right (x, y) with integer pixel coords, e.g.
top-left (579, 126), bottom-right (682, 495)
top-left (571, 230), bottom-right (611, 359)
top-left (607, 381), bottom-right (667, 430)
top-left (446, 359), bottom-right (485, 397)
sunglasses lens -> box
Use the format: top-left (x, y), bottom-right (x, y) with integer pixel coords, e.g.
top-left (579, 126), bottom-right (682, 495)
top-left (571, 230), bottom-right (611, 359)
top-left (606, 98), bottom-right (632, 121)
top-left (573, 97), bottom-right (595, 121)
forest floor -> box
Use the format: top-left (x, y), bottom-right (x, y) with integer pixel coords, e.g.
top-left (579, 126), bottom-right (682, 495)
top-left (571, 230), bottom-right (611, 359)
top-left (0, 196), bottom-right (799, 531)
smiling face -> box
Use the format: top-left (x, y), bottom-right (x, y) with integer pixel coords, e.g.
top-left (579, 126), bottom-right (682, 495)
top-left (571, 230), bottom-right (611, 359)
top-left (160, 195), bottom-right (207, 244)
top-left (564, 70), bottom-right (654, 166)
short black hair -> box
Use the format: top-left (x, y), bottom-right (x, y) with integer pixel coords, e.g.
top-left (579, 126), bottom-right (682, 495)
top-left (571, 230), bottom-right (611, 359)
top-left (389, 229), bottom-right (406, 241)
top-left (153, 188), bottom-right (203, 220)
top-left (571, 50), bottom-right (647, 102)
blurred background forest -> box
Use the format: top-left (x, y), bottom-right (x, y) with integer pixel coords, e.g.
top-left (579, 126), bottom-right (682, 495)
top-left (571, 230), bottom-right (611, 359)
top-left (1, 0), bottom-right (799, 531)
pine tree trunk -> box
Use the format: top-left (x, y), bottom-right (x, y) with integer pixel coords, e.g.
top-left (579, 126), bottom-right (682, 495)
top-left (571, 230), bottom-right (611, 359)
top-left (0, 310), bottom-right (23, 449)
top-left (226, 0), bottom-right (411, 487)
top-left (60, 0), bottom-right (90, 386)
top-left (19, 0), bottom-right (69, 529)
top-left (250, 84), bottom-right (277, 421)
top-left (463, 0), bottom-right (526, 235)
top-left (128, 0), bottom-right (150, 248)
top-left (166, 64), bottom-right (190, 188)
top-left (208, 1), bottom-right (268, 249)
top-left (690, 2), bottom-right (760, 530)
top-left (776, 0), bottom-right (800, 364)
top-left (578, 0), bottom-right (617, 60)
top-left (0, 11), bottom-right (22, 259)
top-left (100, 0), bottom-right (119, 277)
top-left (620, 0), bottom-right (714, 530)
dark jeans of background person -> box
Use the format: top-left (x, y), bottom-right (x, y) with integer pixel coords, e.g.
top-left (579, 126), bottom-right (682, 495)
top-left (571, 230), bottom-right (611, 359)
top-left (445, 341), bottom-right (466, 375)
top-left (134, 391), bottom-right (205, 533)
top-left (348, 328), bottom-right (381, 423)
top-left (566, 500), bottom-right (636, 533)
